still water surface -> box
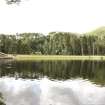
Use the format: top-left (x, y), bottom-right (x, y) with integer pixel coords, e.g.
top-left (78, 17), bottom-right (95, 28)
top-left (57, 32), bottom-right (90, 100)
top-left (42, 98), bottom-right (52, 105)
top-left (0, 60), bottom-right (105, 105)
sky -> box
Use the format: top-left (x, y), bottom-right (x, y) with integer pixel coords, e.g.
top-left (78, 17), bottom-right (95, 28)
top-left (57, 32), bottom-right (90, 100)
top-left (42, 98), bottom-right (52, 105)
top-left (0, 0), bottom-right (105, 34)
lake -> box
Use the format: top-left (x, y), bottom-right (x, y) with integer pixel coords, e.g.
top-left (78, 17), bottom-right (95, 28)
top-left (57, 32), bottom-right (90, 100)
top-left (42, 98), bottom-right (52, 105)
top-left (0, 60), bottom-right (105, 105)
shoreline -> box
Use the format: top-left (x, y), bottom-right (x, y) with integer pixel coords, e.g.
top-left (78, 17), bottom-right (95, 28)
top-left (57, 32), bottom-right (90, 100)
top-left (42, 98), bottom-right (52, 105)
top-left (14, 55), bottom-right (105, 61)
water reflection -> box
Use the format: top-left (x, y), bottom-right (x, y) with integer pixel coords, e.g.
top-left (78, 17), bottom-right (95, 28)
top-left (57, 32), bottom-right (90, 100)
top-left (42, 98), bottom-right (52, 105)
top-left (0, 60), bottom-right (105, 105)
top-left (0, 78), bottom-right (105, 105)
top-left (0, 78), bottom-right (41, 105)
top-left (0, 60), bottom-right (105, 85)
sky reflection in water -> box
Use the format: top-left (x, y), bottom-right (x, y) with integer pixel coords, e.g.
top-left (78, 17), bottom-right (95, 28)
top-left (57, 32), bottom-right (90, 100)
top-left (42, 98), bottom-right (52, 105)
top-left (0, 77), bottom-right (105, 105)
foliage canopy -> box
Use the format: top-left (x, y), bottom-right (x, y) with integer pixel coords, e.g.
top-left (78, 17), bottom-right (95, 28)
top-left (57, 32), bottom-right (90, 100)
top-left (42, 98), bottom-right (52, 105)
top-left (0, 27), bottom-right (105, 55)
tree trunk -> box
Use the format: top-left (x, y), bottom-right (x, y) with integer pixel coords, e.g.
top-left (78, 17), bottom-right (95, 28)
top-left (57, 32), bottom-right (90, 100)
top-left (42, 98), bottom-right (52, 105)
top-left (81, 41), bottom-right (84, 55)
top-left (92, 42), bottom-right (95, 55)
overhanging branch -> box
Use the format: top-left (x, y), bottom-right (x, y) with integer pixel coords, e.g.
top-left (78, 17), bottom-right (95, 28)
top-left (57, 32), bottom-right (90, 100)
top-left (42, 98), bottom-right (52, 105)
top-left (5, 0), bottom-right (21, 4)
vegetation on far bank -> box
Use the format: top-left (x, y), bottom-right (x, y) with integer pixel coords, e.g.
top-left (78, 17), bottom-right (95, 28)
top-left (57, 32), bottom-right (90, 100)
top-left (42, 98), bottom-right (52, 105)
top-left (0, 27), bottom-right (105, 56)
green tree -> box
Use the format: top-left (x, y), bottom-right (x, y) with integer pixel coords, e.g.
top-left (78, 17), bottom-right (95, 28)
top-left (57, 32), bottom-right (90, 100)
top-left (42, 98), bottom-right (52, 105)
top-left (5, 0), bottom-right (21, 4)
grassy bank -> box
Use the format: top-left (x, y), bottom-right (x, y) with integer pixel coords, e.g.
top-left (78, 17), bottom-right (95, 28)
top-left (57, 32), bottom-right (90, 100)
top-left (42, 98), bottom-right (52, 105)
top-left (14, 55), bottom-right (105, 61)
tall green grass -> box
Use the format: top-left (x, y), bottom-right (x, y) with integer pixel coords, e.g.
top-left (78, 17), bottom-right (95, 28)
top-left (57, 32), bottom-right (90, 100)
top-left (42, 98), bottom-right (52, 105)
top-left (14, 55), bottom-right (105, 61)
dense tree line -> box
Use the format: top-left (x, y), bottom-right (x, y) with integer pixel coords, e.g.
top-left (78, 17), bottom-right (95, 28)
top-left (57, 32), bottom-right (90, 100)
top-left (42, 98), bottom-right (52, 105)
top-left (0, 28), bottom-right (105, 55)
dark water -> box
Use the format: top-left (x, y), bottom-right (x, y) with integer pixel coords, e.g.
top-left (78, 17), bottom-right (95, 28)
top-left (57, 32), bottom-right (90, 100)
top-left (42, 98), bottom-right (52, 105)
top-left (0, 60), bottom-right (105, 105)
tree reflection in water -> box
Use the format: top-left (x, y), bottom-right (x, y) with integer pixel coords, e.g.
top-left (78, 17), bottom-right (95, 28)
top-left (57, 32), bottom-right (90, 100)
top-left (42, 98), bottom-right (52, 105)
top-left (0, 60), bottom-right (105, 85)
top-left (0, 60), bottom-right (105, 105)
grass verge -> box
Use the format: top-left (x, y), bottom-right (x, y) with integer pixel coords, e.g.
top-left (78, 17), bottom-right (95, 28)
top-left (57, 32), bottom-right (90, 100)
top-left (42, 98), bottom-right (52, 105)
top-left (14, 55), bottom-right (105, 61)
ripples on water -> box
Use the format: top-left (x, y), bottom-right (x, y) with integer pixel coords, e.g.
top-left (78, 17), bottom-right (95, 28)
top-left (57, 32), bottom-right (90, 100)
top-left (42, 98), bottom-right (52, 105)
top-left (0, 60), bottom-right (105, 105)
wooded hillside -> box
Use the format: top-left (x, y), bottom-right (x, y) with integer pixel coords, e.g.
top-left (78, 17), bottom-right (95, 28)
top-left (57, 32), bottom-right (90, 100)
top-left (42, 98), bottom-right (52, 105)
top-left (0, 27), bottom-right (105, 55)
